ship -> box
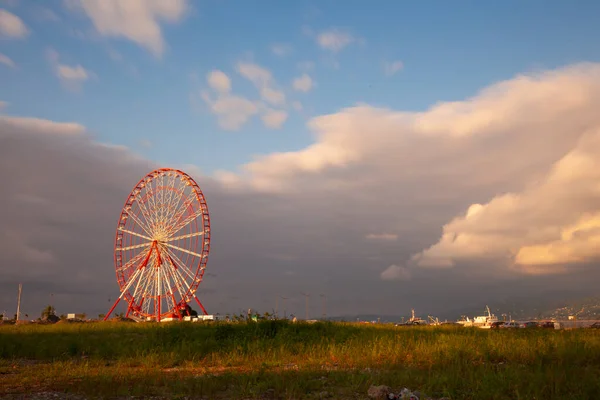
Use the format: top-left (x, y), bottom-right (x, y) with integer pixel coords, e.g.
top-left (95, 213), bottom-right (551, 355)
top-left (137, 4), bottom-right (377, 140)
top-left (471, 305), bottom-right (499, 329)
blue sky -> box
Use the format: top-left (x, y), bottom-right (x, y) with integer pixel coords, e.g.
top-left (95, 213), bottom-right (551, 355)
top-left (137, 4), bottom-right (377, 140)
top-left (1, 0), bottom-right (600, 173)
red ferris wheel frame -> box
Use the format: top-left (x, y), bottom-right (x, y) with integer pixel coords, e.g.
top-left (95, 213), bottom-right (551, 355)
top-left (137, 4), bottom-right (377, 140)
top-left (104, 168), bottom-right (211, 322)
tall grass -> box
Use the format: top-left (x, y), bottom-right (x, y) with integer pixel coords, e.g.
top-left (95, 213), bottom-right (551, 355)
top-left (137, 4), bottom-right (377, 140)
top-left (1, 321), bottom-right (600, 399)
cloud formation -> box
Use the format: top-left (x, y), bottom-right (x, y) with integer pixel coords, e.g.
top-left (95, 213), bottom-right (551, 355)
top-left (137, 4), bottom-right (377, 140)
top-left (412, 129), bottom-right (600, 274)
top-left (65, 0), bottom-right (188, 56)
top-left (384, 60), bottom-right (403, 76)
top-left (271, 43), bottom-right (292, 57)
top-left (201, 90), bottom-right (258, 131)
top-left (237, 62), bottom-right (286, 106)
top-left (218, 63), bottom-right (600, 277)
top-left (46, 48), bottom-right (94, 90)
top-left (0, 52), bottom-right (15, 68)
top-left (316, 29), bottom-right (354, 52)
top-left (4, 63), bottom-right (600, 320)
top-left (0, 9), bottom-right (28, 38)
top-left (199, 65), bottom-right (289, 131)
top-left (292, 73), bottom-right (314, 93)
top-left (261, 109), bottom-right (288, 129)
top-left (207, 70), bottom-right (231, 94)
top-left (366, 233), bottom-right (398, 241)
top-left (380, 265), bottom-right (411, 281)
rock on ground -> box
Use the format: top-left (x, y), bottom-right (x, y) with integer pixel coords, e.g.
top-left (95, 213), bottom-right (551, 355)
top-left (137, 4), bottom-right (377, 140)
top-left (367, 385), bottom-right (391, 399)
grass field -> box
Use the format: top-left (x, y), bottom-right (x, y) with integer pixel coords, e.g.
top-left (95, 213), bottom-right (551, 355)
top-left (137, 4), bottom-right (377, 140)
top-left (1, 320), bottom-right (600, 399)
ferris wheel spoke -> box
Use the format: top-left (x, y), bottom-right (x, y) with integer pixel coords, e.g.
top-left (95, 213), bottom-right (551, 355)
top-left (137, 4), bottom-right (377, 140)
top-left (154, 175), bottom-right (165, 226)
top-left (118, 267), bottom-right (144, 299)
top-left (141, 178), bottom-right (159, 226)
top-left (166, 208), bottom-right (205, 238)
top-left (164, 175), bottom-right (180, 220)
top-left (124, 208), bottom-right (154, 237)
top-left (166, 257), bottom-right (194, 298)
top-left (165, 185), bottom-right (188, 224)
top-left (161, 245), bottom-right (196, 281)
top-left (130, 268), bottom-right (146, 301)
top-left (162, 242), bottom-right (205, 261)
top-left (131, 190), bottom-right (157, 233)
top-left (163, 191), bottom-right (183, 229)
top-left (129, 263), bottom-right (153, 305)
top-left (164, 231), bottom-right (205, 242)
top-left (156, 175), bottom-right (170, 226)
top-left (155, 261), bottom-right (161, 318)
top-left (118, 227), bottom-right (153, 241)
top-left (166, 191), bottom-right (198, 231)
top-left (162, 261), bottom-right (187, 302)
top-left (115, 242), bottom-right (152, 252)
top-left (140, 267), bottom-right (156, 314)
top-left (159, 265), bottom-right (177, 311)
top-left (117, 247), bottom-right (151, 272)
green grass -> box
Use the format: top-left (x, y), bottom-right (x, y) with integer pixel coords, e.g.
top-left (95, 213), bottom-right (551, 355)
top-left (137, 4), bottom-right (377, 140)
top-left (1, 321), bottom-right (600, 399)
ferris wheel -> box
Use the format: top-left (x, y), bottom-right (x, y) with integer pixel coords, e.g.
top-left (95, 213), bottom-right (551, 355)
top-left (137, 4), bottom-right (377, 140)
top-left (104, 168), bottom-right (211, 322)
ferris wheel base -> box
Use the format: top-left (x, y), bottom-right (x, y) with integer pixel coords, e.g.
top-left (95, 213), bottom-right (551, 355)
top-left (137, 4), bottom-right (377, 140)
top-left (102, 295), bottom-right (209, 322)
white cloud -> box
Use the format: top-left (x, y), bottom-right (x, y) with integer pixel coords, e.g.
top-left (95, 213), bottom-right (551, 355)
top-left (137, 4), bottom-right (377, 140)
top-left (271, 43), bottom-right (292, 57)
top-left (217, 63), bottom-right (600, 276)
top-left (0, 101), bottom-right (7, 110)
top-left (292, 73), bottom-right (314, 93)
top-left (237, 62), bottom-right (272, 88)
top-left (198, 64), bottom-right (289, 130)
top-left (260, 87), bottom-right (285, 106)
top-left (0, 9), bottom-right (28, 38)
top-left (65, 0), bottom-right (188, 56)
top-left (207, 70), bottom-right (231, 94)
top-left (412, 129), bottom-right (600, 274)
top-left (366, 233), bottom-right (398, 241)
top-left (380, 265), bottom-right (411, 281)
top-left (46, 48), bottom-right (94, 90)
top-left (261, 109), bottom-right (288, 129)
top-left (0, 115), bottom-right (85, 135)
top-left (57, 64), bottom-right (89, 81)
top-left (237, 62), bottom-right (286, 106)
top-left (384, 60), bottom-right (404, 76)
top-left (202, 91), bottom-right (258, 131)
top-left (0, 52), bottom-right (15, 68)
top-left (317, 29), bottom-right (354, 52)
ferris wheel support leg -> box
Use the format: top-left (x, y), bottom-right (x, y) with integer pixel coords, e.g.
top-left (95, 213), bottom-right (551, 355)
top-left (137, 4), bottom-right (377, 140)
top-left (104, 297), bottom-right (121, 321)
top-left (157, 295), bottom-right (161, 322)
top-left (125, 296), bottom-right (136, 318)
top-left (194, 296), bottom-right (208, 315)
top-left (172, 295), bottom-right (183, 320)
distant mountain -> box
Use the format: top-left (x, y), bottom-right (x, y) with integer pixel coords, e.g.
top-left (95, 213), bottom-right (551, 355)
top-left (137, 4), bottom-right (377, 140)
top-left (327, 295), bottom-right (600, 323)
top-left (326, 314), bottom-right (404, 323)
top-left (540, 296), bottom-right (600, 320)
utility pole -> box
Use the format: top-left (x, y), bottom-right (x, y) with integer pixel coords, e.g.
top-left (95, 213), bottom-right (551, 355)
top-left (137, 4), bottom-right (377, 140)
top-left (301, 292), bottom-right (310, 320)
top-left (279, 295), bottom-right (288, 319)
top-left (16, 283), bottom-right (22, 321)
top-left (320, 293), bottom-right (327, 320)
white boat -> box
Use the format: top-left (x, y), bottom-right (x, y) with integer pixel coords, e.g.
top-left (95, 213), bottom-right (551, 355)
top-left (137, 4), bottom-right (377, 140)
top-left (456, 316), bottom-right (473, 327)
top-left (396, 309), bottom-right (428, 326)
top-left (472, 306), bottom-right (498, 329)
